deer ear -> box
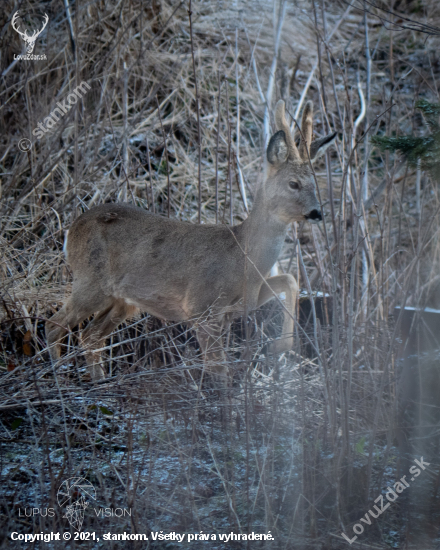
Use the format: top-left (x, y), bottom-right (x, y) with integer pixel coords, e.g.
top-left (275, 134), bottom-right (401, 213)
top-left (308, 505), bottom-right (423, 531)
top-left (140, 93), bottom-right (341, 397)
top-left (309, 132), bottom-right (337, 162)
top-left (267, 131), bottom-right (289, 166)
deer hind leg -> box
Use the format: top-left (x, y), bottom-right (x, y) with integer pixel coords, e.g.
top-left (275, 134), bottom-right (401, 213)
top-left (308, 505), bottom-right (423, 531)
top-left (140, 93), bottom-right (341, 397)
top-left (195, 318), bottom-right (230, 387)
top-left (81, 299), bottom-right (134, 381)
top-left (257, 273), bottom-right (298, 354)
top-left (46, 290), bottom-right (113, 363)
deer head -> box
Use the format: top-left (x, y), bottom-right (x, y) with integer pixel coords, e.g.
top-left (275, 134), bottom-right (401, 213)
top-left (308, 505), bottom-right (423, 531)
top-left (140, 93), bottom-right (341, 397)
top-left (265, 99), bottom-right (337, 224)
top-left (11, 12), bottom-right (49, 54)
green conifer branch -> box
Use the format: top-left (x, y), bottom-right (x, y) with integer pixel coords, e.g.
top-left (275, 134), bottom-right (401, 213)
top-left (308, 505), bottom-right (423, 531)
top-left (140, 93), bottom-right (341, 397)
top-left (371, 100), bottom-right (440, 180)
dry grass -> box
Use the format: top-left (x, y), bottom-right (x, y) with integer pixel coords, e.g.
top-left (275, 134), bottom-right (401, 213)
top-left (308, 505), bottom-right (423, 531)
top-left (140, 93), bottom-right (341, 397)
top-left (1, 0), bottom-right (440, 548)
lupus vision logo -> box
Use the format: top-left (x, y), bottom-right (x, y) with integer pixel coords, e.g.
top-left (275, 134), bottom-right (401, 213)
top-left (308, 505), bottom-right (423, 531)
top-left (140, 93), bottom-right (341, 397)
top-left (57, 478), bottom-right (96, 532)
top-left (55, 477), bottom-right (132, 532)
top-left (11, 11), bottom-right (48, 60)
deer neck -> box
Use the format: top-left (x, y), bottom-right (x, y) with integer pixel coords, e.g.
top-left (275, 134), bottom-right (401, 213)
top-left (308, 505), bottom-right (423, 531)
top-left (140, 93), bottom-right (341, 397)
top-left (236, 187), bottom-right (288, 277)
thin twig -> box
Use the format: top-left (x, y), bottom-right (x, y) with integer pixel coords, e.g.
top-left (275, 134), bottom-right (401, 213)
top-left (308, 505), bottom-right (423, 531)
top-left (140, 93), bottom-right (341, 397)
top-left (188, 0), bottom-right (202, 223)
top-left (263, 1), bottom-right (287, 148)
top-left (215, 71), bottom-right (222, 224)
top-left (63, 0), bottom-right (76, 59)
top-left (145, 135), bottom-right (155, 211)
top-left (156, 96), bottom-right (171, 218)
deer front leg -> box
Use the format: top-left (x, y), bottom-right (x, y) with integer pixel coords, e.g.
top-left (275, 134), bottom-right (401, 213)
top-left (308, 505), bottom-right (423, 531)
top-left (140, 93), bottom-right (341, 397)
top-left (257, 274), bottom-right (298, 354)
top-left (81, 300), bottom-right (132, 381)
top-left (195, 318), bottom-right (230, 387)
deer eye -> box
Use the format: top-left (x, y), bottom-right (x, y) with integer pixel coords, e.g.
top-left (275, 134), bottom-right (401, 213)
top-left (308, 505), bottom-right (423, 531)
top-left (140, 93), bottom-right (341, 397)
top-left (289, 181), bottom-right (301, 190)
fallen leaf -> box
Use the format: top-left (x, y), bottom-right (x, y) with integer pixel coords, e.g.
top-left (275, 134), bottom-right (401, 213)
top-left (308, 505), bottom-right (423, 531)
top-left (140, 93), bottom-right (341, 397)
top-left (11, 418), bottom-right (23, 430)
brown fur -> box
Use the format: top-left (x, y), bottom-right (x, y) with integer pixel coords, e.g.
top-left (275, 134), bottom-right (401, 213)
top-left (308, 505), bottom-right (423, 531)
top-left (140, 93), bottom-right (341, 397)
top-left (46, 100), bottom-right (336, 383)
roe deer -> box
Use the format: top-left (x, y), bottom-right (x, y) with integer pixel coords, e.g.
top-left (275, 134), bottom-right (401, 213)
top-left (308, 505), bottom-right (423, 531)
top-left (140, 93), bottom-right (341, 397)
top-left (46, 99), bottom-right (336, 383)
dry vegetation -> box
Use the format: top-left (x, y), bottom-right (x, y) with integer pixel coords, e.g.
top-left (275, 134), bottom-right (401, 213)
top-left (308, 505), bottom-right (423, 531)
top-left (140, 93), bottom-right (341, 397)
top-left (1, 0), bottom-right (440, 548)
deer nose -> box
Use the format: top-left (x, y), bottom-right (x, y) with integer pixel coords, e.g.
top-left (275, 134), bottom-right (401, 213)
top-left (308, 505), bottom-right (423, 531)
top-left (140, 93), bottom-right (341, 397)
top-left (306, 209), bottom-right (322, 221)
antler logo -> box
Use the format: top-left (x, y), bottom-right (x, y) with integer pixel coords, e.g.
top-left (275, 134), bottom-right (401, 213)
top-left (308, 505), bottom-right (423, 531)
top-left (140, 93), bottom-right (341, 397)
top-left (11, 11), bottom-right (48, 54)
top-left (57, 477), bottom-right (96, 532)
